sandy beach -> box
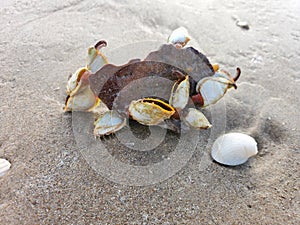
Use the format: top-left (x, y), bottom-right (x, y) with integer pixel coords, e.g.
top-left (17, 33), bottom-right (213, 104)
top-left (0, 0), bottom-right (299, 224)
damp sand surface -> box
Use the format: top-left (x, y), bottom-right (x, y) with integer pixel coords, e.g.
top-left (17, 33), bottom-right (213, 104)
top-left (0, 0), bottom-right (300, 224)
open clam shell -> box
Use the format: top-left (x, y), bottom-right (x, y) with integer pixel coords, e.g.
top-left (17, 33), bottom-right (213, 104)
top-left (129, 98), bottom-right (175, 125)
top-left (211, 133), bottom-right (258, 166)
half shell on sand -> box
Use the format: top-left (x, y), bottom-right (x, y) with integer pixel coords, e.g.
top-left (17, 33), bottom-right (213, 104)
top-left (211, 133), bottom-right (258, 166)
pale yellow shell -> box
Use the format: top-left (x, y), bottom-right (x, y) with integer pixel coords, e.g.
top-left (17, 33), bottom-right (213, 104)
top-left (211, 133), bottom-right (258, 166)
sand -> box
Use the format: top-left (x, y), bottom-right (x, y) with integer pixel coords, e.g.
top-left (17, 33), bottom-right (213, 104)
top-left (0, 0), bottom-right (299, 224)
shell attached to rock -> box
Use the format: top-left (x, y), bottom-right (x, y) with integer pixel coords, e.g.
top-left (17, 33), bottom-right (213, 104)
top-left (211, 133), bottom-right (258, 166)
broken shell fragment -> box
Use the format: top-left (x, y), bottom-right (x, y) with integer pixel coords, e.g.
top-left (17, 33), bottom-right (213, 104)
top-left (94, 111), bottom-right (126, 136)
top-left (211, 133), bottom-right (258, 166)
top-left (129, 98), bottom-right (175, 125)
top-left (183, 108), bottom-right (212, 129)
top-left (0, 158), bottom-right (11, 177)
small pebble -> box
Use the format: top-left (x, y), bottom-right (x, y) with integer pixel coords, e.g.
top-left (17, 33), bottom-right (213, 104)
top-left (236, 21), bottom-right (250, 30)
top-left (232, 15), bottom-right (250, 30)
top-left (231, 14), bottom-right (240, 21)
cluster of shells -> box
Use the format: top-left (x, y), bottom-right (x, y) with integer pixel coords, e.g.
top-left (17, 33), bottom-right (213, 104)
top-left (64, 27), bottom-right (258, 166)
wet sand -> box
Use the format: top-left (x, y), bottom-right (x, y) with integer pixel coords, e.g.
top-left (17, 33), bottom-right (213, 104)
top-left (0, 0), bottom-right (299, 224)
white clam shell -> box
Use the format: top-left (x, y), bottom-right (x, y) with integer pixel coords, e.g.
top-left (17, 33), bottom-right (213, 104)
top-left (0, 158), bottom-right (11, 177)
top-left (211, 133), bottom-right (258, 166)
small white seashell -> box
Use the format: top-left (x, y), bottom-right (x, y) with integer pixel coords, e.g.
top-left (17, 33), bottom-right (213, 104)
top-left (211, 133), bottom-right (258, 166)
top-left (167, 27), bottom-right (191, 47)
top-left (0, 158), bottom-right (11, 177)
